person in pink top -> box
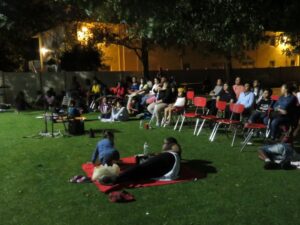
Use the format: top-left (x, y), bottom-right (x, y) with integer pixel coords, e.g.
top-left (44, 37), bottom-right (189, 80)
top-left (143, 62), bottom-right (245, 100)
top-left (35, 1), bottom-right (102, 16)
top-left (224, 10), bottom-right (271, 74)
top-left (232, 77), bottom-right (245, 99)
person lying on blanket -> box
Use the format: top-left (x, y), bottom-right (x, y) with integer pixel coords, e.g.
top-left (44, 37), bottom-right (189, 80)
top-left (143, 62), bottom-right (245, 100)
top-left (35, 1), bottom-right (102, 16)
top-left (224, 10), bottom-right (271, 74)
top-left (99, 137), bottom-right (182, 185)
top-left (91, 131), bottom-right (120, 166)
top-left (258, 143), bottom-right (300, 170)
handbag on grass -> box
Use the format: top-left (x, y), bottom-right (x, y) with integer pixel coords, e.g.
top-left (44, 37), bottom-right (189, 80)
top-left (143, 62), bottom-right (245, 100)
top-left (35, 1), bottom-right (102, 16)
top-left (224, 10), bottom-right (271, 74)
top-left (92, 164), bottom-right (120, 181)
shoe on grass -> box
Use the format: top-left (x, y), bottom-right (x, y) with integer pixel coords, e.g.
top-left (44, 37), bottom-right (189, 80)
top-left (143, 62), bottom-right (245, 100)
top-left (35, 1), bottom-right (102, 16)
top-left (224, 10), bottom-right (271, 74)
top-left (264, 162), bottom-right (280, 170)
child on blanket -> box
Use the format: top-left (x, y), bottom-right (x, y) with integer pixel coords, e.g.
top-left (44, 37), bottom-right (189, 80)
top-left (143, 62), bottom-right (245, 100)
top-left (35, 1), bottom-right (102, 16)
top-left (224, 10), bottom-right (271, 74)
top-left (258, 143), bottom-right (300, 170)
top-left (91, 131), bottom-right (120, 166)
top-left (99, 137), bottom-right (182, 185)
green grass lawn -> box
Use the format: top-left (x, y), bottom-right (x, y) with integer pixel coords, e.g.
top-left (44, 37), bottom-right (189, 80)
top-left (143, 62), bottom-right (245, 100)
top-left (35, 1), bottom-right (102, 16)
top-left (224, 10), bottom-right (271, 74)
top-left (0, 111), bottom-right (300, 225)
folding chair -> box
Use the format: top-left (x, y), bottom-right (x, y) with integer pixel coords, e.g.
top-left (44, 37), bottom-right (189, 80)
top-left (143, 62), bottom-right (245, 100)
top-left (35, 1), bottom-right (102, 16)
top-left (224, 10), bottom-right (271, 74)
top-left (172, 107), bottom-right (185, 130)
top-left (240, 123), bottom-right (267, 151)
top-left (186, 90), bottom-right (195, 105)
top-left (178, 97), bottom-right (207, 133)
top-left (209, 103), bottom-right (245, 146)
top-left (240, 99), bottom-right (277, 151)
top-left (196, 100), bottom-right (227, 136)
top-left (159, 106), bottom-right (185, 128)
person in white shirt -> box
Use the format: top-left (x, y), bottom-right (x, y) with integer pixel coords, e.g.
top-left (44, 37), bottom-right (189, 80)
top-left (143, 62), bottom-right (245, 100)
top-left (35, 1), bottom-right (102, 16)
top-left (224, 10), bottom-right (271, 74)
top-left (162, 88), bottom-right (186, 126)
top-left (140, 77), bottom-right (161, 106)
top-left (209, 78), bottom-right (223, 99)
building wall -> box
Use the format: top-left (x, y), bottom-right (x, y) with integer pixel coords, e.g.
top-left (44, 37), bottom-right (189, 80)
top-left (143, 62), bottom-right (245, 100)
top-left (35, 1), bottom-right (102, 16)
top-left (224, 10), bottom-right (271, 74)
top-left (38, 25), bottom-right (299, 72)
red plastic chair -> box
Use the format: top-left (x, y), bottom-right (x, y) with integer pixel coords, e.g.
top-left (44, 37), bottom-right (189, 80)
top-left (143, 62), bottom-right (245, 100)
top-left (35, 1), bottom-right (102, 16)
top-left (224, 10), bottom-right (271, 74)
top-left (178, 97), bottom-right (207, 133)
top-left (271, 95), bottom-right (279, 101)
top-left (209, 103), bottom-right (245, 146)
top-left (240, 123), bottom-right (267, 151)
top-left (166, 106), bottom-right (185, 129)
top-left (186, 90), bottom-right (195, 101)
top-left (186, 90), bottom-right (195, 105)
top-left (196, 100), bottom-right (227, 136)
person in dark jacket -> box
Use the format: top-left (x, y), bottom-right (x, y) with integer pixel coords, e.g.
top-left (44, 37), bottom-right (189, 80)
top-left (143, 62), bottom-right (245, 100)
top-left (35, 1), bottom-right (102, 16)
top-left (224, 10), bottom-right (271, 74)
top-left (15, 91), bottom-right (30, 112)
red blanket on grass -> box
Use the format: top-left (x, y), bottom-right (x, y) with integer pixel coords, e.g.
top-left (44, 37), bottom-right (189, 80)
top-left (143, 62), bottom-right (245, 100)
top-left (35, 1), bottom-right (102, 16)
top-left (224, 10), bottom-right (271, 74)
top-left (82, 156), bottom-right (206, 193)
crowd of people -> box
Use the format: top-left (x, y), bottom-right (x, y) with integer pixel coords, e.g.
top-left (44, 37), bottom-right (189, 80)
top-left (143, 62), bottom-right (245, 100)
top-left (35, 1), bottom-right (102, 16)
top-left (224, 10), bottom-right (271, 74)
top-left (15, 74), bottom-right (300, 143)
top-left (206, 77), bottom-right (300, 142)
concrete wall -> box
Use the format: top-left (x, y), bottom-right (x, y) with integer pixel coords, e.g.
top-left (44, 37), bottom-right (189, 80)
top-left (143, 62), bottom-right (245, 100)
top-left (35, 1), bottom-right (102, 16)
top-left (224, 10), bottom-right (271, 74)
top-left (1, 71), bottom-right (143, 104)
top-left (1, 68), bottom-right (299, 104)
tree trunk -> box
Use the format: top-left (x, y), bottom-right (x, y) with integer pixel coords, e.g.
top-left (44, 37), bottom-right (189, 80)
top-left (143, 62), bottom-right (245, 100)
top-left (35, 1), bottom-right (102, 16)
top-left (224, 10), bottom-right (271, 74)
top-left (141, 39), bottom-right (149, 79)
top-left (224, 53), bottom-right (232, 82)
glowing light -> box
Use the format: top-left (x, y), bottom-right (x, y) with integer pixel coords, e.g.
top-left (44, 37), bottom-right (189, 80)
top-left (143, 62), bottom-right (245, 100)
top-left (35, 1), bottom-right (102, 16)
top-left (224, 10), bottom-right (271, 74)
top-left (77, 25), bottom-right (93, 44)
top-left (283, 36), bottom-right (288, 42)
top-left (278, 35), bottom-right (289, 50)
top-left (81, 26), bottom-right (88, 32)
top-left (40, 47), bottom-right (50, 56)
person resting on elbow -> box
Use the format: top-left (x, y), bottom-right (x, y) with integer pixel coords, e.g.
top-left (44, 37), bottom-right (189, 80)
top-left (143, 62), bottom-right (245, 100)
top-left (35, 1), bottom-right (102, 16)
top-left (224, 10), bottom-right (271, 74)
top-left (99, 137), bottom-right (182, 185)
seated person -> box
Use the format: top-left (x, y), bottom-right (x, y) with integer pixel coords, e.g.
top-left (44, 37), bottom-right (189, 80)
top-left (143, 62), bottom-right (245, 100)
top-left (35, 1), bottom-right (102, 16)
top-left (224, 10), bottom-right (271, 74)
top-left (236, 83), bottom-right (255, 117)
top-left (87, 79), bottom-right (101, 106)
top-left (209, 78), bottom-right (223, 98)
top-left (141, 77), bottom-right (160, 106)
top-left (91, 131), bottom-right (120, 166)
top-left (232, 76), bottom-right (245, 99)
top-left (68, 100), bottom-right (80, 117)
top-left (206, 78), bottom-right (223, 113)
top-left (110, 81), bottom-right (125, 99)
top-left (269, 84), bottom-right (298, 140)
top-left (127, 76), bottom-right (139, 94)
top-left (127, 97), bottom-right (141, 116)
top-left (162, 88), bottom-right (186, 125)
top-left (111, 100), bottom-right (129, 121)
top-left (99, 137), bottom-right (181, 185)
top-left (45, 88), bottom-right (56, 109)
top-left (98, 97), bottom-right (112, 119)
top-left (147, 81), bottom-right (173, 127)
top-left (212, 82), bottom-right (235, 116)
top-left (258, 143), bottom-right (298, 170)
top-left (15, 91), bottom-right (30, 112)
top-left (126, 77), bottom-right (149, 111)
top-left (248, 89), bottom-right (272, 124)
top-left (252, 80), bottom-right (263, 104)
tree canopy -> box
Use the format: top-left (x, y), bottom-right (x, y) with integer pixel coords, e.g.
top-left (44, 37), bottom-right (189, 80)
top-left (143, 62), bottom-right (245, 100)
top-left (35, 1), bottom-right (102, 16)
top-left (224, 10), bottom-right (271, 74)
top-left (0, 0), bottom-right (82, 71)
top-left (1, 0), bottom-right (300, 73)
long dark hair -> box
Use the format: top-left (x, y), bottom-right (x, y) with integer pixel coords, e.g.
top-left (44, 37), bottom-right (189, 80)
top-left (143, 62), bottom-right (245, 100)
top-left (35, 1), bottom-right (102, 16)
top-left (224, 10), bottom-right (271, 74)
top-left (165, 137), bottom-right (178, 145)
top-left (103, 130), bottom-right (114, 145)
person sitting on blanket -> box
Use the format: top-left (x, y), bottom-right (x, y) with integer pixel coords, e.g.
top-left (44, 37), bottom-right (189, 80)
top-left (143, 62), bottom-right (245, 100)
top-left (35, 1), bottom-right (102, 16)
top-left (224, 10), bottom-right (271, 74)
top-left (99, 137), bottom-right (182, 185)
top-left (111, 100), bottom-right (129, 121)
top-left (258, 143), bottom-right (300, 170)
top-left (68, 99), bottom-right (81, 118)
top-left (91, 131), bottom-right (120, 166)
top-left (98, 97), bottom-right (112, 119)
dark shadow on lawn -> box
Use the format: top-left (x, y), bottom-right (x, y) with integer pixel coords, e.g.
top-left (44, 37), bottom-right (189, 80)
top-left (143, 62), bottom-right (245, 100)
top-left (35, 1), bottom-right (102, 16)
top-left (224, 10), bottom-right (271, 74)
top-left (84, 118), bottom-right (99, 122)
top-left (181, 159), bottom-right (217, 175)
top-left (89, 128), bottom-right (121, 134)
top-left (85, 128), bottom-right (121, 138)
